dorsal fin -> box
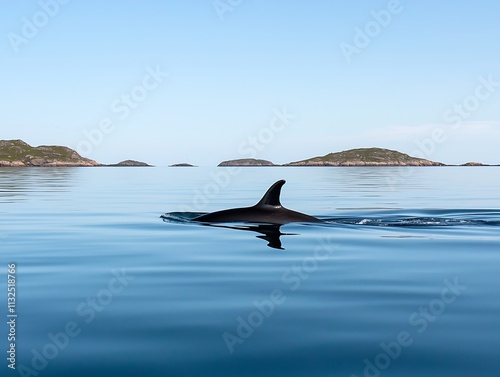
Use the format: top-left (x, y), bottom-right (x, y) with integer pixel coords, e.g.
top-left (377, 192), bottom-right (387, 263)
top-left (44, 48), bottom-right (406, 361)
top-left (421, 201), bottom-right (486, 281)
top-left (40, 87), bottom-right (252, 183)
top-left (255, 180), bottom-right (285, 207)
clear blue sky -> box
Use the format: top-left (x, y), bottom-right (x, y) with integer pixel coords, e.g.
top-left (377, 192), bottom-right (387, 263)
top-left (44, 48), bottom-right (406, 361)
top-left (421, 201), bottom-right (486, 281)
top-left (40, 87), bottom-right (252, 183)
top-left (1, 0), bottom-right (499, 165)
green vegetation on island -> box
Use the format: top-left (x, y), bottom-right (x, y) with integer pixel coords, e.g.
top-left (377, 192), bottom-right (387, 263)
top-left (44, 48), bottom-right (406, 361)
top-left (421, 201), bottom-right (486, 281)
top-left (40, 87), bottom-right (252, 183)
top-left (216, 148), bottom-right (446, 167)
top-left (2, 140), bottom-right (496, 168)
top-left (0, 139), bottom-right (100, 167)
top-left (218, 158), bottom-right (276, 167)
top-left (285, 148), bottom-right (445, 166)
top-left (0, 140), bottom-right (152, 167)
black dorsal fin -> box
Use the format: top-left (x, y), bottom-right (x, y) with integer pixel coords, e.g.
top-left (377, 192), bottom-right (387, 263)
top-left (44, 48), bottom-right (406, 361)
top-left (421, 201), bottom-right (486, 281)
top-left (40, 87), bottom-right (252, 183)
top-left (255, 180), bottom-right (285, 207)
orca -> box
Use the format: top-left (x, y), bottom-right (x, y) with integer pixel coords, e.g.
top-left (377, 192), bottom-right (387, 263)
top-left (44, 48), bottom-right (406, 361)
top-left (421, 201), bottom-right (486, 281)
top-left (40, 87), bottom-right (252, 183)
top-left (193, 180), bottom-right (322, 225)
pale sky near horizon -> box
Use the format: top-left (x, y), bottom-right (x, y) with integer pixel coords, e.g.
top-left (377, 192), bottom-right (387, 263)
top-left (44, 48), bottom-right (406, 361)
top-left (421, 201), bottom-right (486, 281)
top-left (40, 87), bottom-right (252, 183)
top-left (1, 1), bottom-right (500, 165)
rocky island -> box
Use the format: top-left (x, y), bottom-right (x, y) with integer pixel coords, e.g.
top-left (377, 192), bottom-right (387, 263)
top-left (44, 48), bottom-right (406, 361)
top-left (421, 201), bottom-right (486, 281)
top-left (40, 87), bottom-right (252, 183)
top-left (0, 139), bottom-right (100, 167)
top-left (216, 148), bottom-right (446, 167)
top-left (218, 158), bottom-right (275, 167)
top-left (108, 160), bottom-right (152, 167)
top-left (460, 162), bottom-right (489, 166)
top-left (0, 140), bottom-right (152, 167)
top-left (2, 140), bottom-right (495, 168)
top-left (285, 148), bottom-right (445, 166)
top-left (169, 163), bottom-right (197, 167)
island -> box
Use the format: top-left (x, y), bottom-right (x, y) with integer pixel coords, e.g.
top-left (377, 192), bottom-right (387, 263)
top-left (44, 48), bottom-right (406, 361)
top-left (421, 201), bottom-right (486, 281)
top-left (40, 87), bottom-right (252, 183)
top-left (2, 139), bottom-right (496, 168)
top-left (216, 148), bottom-right (446, 167)
top-left (0, 140), bottom-right (152, 167)
top-left (218, 158), bottom-right (276, 167)
top-left (460, 162), bottom-right (489, 166)
top-left (0, 139), bottom-right (100, 167)
top-left (285, 148), bottom-right (444, 166)
top-left (169, 163), bottom-right (197, 167)
top-left (108, 160), bottom-right (152, 167)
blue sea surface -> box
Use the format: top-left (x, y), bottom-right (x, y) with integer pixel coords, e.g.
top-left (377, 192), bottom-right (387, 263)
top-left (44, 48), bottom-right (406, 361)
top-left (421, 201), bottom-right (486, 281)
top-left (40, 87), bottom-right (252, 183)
top-left (1, 167), bottom-right (499, 377)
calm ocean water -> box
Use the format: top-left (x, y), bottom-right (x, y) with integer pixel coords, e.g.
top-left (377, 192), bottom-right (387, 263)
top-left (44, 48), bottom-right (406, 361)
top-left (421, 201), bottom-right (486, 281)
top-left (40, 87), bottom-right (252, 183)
top-left (1, 167), bottom-right (499, 377)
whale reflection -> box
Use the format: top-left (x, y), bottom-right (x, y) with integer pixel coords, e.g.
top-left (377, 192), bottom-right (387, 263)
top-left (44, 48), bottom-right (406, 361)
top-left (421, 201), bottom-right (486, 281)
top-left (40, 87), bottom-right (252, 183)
top-left (199, 223), bottom-right (296, 250)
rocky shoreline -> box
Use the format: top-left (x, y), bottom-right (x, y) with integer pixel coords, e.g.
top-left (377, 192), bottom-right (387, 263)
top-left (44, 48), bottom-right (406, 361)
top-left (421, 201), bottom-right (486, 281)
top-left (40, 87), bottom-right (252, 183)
top-left (1, 140), bottom-right (497, 167)
top-left (0, 140), bottom-right (151, 167)
top-left (218, 149), bottom-right (447, 167)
